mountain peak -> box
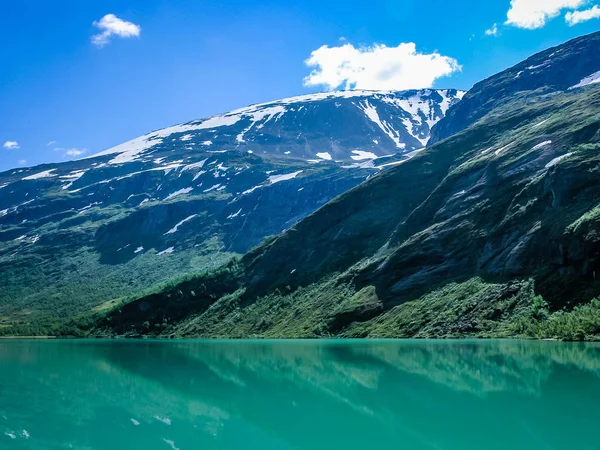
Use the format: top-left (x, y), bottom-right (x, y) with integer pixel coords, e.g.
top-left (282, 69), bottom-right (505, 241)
top-left (430, 30), bottom-right (600, 144)
top-left (91, 88), bottom-right (465, 165)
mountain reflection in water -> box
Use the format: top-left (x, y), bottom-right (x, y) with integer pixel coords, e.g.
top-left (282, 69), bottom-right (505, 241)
top-left (0, 339), bottom-right (599, 450)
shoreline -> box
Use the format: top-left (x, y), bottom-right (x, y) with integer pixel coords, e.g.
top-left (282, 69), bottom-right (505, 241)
top-left (0, 335), bottom-right (573, 342)
top-left (0, 336), bottom-right (57, 339)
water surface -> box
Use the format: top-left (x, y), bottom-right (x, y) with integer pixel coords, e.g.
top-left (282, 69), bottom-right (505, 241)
top-left (1, 339), bottom-right (599, 449)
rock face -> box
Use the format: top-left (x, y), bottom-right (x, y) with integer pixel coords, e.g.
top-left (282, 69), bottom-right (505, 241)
top-left (430, 30), bottom-right (600, 144)
top-left (98, 31), bottom-right (600, 340)
top-left (0, 89), bottom-right (463, 334)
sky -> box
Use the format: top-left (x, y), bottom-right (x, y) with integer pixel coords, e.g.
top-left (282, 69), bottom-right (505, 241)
top-left (1, 0), bottom-right (599, 171)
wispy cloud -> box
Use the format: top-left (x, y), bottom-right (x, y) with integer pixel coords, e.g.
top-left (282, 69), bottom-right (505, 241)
top-left (53, 147), bottom-right (87, 158)
top-left (17, 159), bottom-right (27, 166)
top-left (65, 148), bottom-right (87, 157)
top-left (91, 14), bottom-right (141, 47)
top-left (565, 5), bottom-right (600, 24)
top-left (3, 141), bottom-right (20, 150)
top-left (505, 0), bottom-right (586, 29)
top-left (47, 140), bottom-right (56, 146)
top-left (303, 42), bottom-right (461, 91)
top-left (485, 23), bottom-right (499, 36)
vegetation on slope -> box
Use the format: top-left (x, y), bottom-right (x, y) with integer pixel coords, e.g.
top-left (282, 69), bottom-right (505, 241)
top-left (93, 68), bottom-right (600, 340)
top-left (0, 150), bottom-right (374, 335)
top-left (11, 32), bottom-right (600, 340)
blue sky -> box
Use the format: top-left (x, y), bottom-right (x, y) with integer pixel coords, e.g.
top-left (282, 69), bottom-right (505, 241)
top-left (1, 0), bottom-right (599, 171)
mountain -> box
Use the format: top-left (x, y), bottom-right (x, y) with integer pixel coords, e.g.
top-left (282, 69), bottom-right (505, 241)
top-left (429, 31), bottom-right (600, 144)
top-left (97, 31), bottom-right (600, 341)
top-left (92, 89), bottom-right (463, 164)
top-left (0, 89), bottom-right (463, 335)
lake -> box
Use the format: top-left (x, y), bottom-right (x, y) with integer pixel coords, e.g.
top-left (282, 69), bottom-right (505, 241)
top-left (0, 339), bottom-right (599, 449)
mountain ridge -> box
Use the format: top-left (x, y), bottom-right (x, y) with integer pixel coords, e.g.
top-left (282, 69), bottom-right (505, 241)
top-left (0, 88), bottom-right (463, 335)
top-left (94, 31), bottom-right (600, 341)
top-left (429, 30), bottom-right (600, 144)
top-left (88, 89), bottom-right (464, 165)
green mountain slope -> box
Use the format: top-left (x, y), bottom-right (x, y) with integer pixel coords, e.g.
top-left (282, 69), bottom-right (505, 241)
top-left (54, 32), bottom-right (600, 339)
top-left (429, 31), bottom-right (600, 144)
top-left (97, 82), bottom-right (600, 340)
top-left (2, 90), bottom-right (464, 335)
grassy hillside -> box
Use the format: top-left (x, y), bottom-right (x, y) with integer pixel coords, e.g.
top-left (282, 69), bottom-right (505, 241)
top-left (0, 151), bottom-right (377, 335)
top-left (93, 80), bottom-right (600, 340)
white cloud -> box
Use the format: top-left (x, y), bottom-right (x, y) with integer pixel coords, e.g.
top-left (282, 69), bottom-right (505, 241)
top-left (303, 42), bottom-right (461, 91)
top-left (17, 159), bottom-right (27, 166)
top-left (3, 141), bottom-right (19, 150)
top-left (53, 147), bottom-right (87, 157)
top-left (565, 5), bottom-right (600, 24)
top-left (485, 23), bottom-right (499, 36)
top-left (47, 140), bottom-right (56, 146)
top-left (91, 14), bottom-right (141, 47)
top-left (505, 0), bottom-right (586, 29)
top-left (65, 148), bottom-right (87, 157)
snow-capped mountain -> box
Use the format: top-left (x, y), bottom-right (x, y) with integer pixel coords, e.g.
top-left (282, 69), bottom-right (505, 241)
top-left (91, 89), bottom-right (464, 165)
top-left (98, 31), bottom-right (600, 340)
top-left (0, 88), bottom-right (464, 334)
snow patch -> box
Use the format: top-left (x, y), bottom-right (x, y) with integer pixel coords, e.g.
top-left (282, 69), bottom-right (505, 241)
top-left (227, 208), bottom-right (242, 219)
top-left (77, 202), bottom-right (102, 214)
top-left (157, 247), bottom-right (174, 255)
top-left (545, 153), bottom-right (572, 168)
top-left (60, 170), bottom-right (87, 190)
top-left (165, 215), bottom-right (198, 235)
top-left (242, 185), bottom-right (262, 195)
top-left (236, 105), bottom-right (286, 143)
top-left (494, 142), bottom-right (514, 156)
top-left (165, 187), bottom-right (193, 200)
top-left (203, 184), bottom-right (222, 192)
top-left (316, 152), bottom-right (332, 160)
top-left (269, 171), bottom-right (302, 184)
top-left (91, 134), bottom-right (164, 165)
top-left (22, 169), bottom-right (56, 180)
top-left (89, 115), bottom-right (242, 164)
top-left (356, 101), bottom-right (404, 149)
top-left (351, 150), bottom-right (378, 160)
top-left (532, 140), bottom-right (552, 151)
top-left (181, 159), bottom-right (208, 172)
top-left (342, 160), bottom-right (377, 169)
top-left (569, 70), bottom-right (600, 90)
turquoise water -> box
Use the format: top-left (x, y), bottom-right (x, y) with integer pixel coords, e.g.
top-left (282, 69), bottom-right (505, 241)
top-left (0, 340), bottom-right (599, 449)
